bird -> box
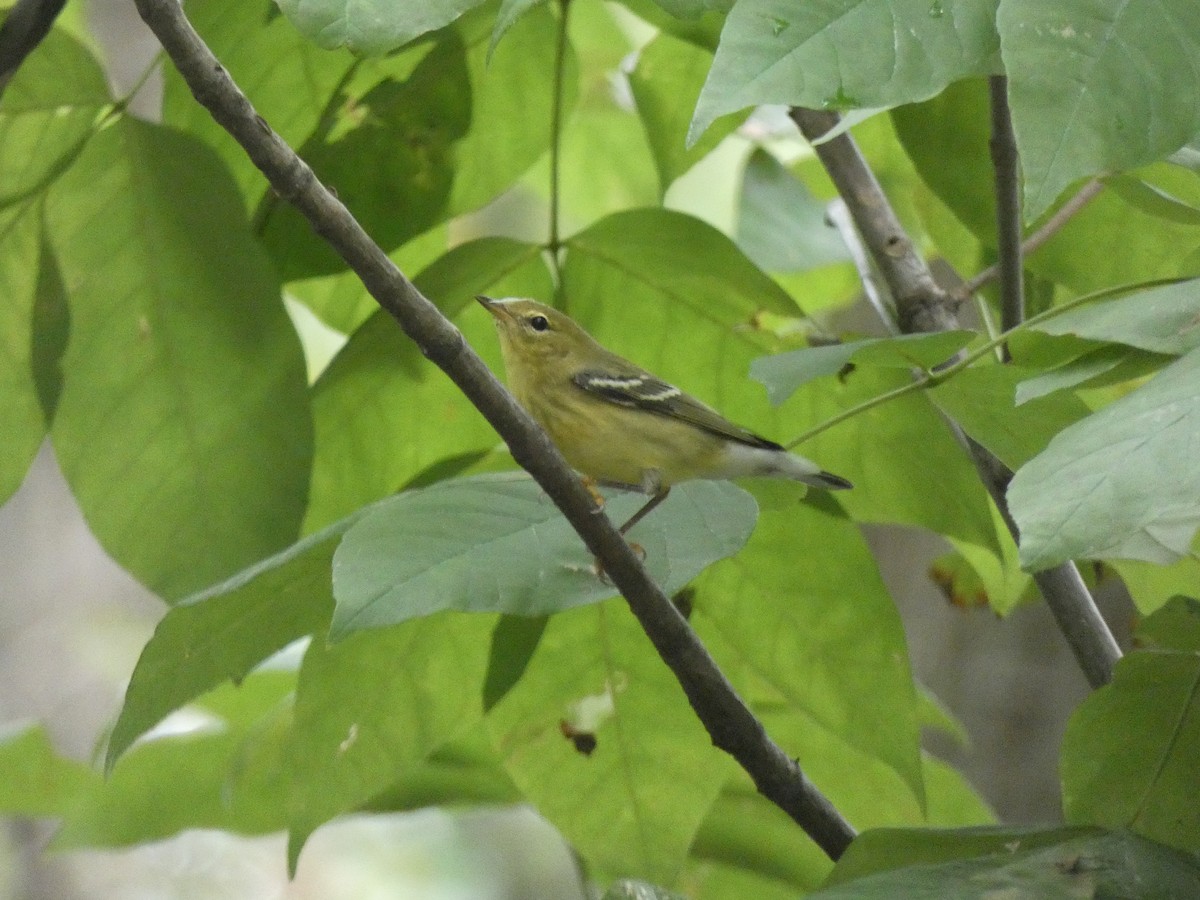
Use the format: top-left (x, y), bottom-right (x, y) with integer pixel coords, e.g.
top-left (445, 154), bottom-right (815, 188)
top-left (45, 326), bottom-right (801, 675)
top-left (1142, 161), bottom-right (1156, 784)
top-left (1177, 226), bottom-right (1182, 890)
top-left (477, 296), bottom-right (851, 534)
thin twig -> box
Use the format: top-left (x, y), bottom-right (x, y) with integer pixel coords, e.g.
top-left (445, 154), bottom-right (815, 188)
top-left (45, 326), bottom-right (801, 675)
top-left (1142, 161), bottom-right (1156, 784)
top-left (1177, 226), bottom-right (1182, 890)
top-left (791, 106), bottom-right (1121, 688)
top-left (826, 198), bottom-right (898, 335)
top-left (547, 0), bottom-right (571, 276)
top-left (988, 76), bottom-right (1024, 345)
top-left (133, 0), bottom-right (857, 861)
top-left (962, 178), bottom-right (1104, 296)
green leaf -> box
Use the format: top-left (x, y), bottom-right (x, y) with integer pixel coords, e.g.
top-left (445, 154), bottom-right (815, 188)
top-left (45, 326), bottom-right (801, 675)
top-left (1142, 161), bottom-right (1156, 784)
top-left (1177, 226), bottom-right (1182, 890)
top-left (259, 30), bottom-right (470, 280)
top-left (1013, 344), bottom-right (1139, 406)
top-left (488, 0), bottom-right (546, 60)
top-left (1030, 278), bottom-right (1200, 356)
top-left (1136, 595), bottom-right (1200, 654)
top-left (1115, 552), bottom-right (1200, 617)
top-left (1009, 348), bottom-right (1200, 570)
top-left (487, 600), bottom-right (735, 884)
top-left (45, 119), bottom-right (312, 600)
top-left (0, 723), bottom-right (99, 817)
top-left (0, 27), bottom-right (110, 207)
top-left (0, 204), bottom-right (48, 505)
top-left (105, 513), bottom-right (358, 770)
top-left (698, 483), bottom-right (925, 813)
top-left (735, 149), bottom-right (852, 274)
top-left (1106, 175), bottom-right (1200, 226)
top-left (1062, 651), bottom-right (1200, 853)
top-left (629, 32), bottom-right (738, 195)
top-left (161, 0), bottom-right (353, 204)
top-left (286, 612), bottom-right (494, 866)
top-left (331, 474), bottom-right (757, 638)
top-left (305, 237), bottom-right (549, 530)
top-left (929, 364), bottom-right (1092, 471)
top-left (1000, 0), bottom-right (1200, 220)
top-left (454, 4), bottom-right (578, 215)
top-left (483, 614), bottom-right (548, 712)
top-left (815, 828), bottom-right (1200, 897)
top-left (752, 331), bottom-right (973, 406)
top-left (690, 0), bottom-right (999, 143)
top-left (58, 673), bottom-right (296, 849)
top-left (276, 0), bottom-right (490, 55)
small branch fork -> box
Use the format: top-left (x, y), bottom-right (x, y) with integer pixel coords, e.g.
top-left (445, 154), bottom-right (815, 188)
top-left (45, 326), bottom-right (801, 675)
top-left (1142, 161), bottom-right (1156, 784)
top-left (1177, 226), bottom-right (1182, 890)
top-left (133, 0), bottom-right (857, 861)
top-left (790, 106), bottom-right (1121, 689)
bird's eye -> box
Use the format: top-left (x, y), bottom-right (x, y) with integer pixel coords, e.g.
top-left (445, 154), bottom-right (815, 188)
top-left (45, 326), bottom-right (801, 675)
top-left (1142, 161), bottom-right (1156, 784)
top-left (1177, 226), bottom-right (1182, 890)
top-left (529, 315), bottom-right (549, 332)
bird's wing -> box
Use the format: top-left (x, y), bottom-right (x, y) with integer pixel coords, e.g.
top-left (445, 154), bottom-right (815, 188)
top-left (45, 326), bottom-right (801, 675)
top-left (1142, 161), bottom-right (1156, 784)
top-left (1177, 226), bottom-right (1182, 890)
top-left (571, 369), bottom-right (781, 450)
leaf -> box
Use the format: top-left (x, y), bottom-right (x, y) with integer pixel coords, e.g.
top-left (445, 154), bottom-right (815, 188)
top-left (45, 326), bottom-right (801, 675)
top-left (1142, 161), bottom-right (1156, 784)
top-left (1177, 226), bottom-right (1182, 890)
top-left (45, 119), bottom-right (312, 600)
top-left (1030, 278), bottom-right (1200, 356)
top-left (629, 32), bottom-right (739, 195)
top-left (483, 614), bottom-right (548, 712)
top-left (1013, 344), bottom-right (1139, 406)
top-left (999, 0), bottom-right (1200, 220)
top-left (487, 599), bottom-right (735, 884)
top-left (735, 149), bottom-right (852, 274)
top-left (305, 237), bottom-right (550, 530)
top-left (331, 474), bottom-right (757, 638)
top-left (1062, 650), bottom-right (1200, 853)
top-left (751, 331), bottom-right (973, 406)
top-left (603, 881), bottom-right (688, 900)
top-left (0, 723), bottom-right (99, 817)
top-left (0, 27), bottom-right (110, 207)
top-left (690, 0), bottom-right (999, 143)
top-left (58, 673), bottom-right (296, 849)
top-left (814, 828), bottom-right (1200, 897)
top-left (488, 0), bottom-right (546, 60)
top-left (286, 612), bottom-right (494, 867)
top-left (929, 364), bottom-right (1092, 471)
top-left (258, 30), bottom-right (470, 280)
top-left (1009, 348), bottom-right (1200, 570)
top-left (0, 204), bottom-right (48, 505)
top-left (1114, 551), bottom-right (1200, 617)
top-left (453, 4), bottom-right (579, 215)
top-left (697, 483), bottom-right (925, 813)
top-left (161, 0), bottom-right (353, 204)
top-left (1106, 175), bottom-right (1200, 226)
top-left (1136, 595), bottom-right (1200, 654)
top-left (276, 0), bottom-right (490, 55)
top-left (105, 513), bottom-right (358, 770)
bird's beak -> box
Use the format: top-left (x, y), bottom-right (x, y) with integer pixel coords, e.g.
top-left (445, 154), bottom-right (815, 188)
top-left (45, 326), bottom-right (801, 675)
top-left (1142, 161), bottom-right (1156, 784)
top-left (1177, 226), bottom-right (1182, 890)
top-left (476, 295), bottom-right (507, 321)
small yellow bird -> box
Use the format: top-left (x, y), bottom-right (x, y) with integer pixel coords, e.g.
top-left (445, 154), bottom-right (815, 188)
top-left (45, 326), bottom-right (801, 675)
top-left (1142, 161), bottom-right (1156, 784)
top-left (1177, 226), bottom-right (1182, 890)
top-left (478, 296), bottom-right (851, 533)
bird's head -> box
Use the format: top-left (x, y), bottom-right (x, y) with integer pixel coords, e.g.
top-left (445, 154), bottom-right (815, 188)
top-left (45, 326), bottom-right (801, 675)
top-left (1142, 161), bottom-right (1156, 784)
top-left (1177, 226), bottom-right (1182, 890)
top-left (476, 296), bottom-right (598, 366)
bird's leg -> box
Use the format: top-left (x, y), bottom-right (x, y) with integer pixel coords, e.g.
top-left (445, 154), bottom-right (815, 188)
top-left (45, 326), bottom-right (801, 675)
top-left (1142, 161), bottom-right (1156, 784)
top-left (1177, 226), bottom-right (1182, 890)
top-left (617, 487), bottom-right (669, 535)
top-left (579, 475), bottom-right (605, 509)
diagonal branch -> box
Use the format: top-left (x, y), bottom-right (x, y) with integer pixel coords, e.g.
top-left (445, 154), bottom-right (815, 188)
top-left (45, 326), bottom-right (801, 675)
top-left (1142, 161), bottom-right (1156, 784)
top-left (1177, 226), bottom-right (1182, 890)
top-left (133, 0), bottom-right (857, 861)
top-left (790, 107), bottom-right (1121, 689)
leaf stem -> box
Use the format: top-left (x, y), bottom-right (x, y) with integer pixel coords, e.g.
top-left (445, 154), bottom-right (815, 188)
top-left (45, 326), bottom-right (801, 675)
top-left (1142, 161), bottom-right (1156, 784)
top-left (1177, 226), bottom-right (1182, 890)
top-left (547, 0), bottom-right (571, 282)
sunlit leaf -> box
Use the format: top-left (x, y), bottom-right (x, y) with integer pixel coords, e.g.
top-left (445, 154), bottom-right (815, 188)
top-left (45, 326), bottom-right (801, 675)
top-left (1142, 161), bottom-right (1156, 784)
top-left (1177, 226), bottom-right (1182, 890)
top-left (276, 0), bottom-right (489, 55)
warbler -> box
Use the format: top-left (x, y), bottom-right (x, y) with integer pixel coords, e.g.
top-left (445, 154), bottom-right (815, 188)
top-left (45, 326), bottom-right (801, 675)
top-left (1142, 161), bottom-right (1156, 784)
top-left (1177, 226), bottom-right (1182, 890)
top-left (478, 296), bottom-right (851, 532)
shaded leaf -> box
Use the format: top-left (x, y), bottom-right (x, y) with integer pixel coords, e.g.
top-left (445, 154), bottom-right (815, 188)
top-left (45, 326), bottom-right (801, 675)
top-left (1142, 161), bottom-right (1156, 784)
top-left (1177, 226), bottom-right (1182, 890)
top-left (105, 513), bottom-right (358, 770)
top-left (1135, 595), bottom-right (1200, 654)
top-left (1062, 650), bottom-right (1200, 853)
top-left (488, 0), bottom-right (546, 59)
top-left (0, 723), bottom-right (99, 817)
top-left (487, 600), bottom-right (735, 884)
top-left (1107, 175), bottom-right (1200, 226)
top-left (691, 0), bottom-right (999, 142)
top-left (999, 0), bottom-right (1200, 219)
top-left (287, 612), bottom-right (494, 867)
top-left (276, 0), bottom-right (489, 55)
top-left (752, 331), bottom-right (973, 406)
top-left (929, 364), bottom-right (1092, 471)
top-left (45, 119), bottom-right (312, 600)
top-left (815, 829), bottom-right (1200, 898)
top-left (735, 149), bottom-right (851, 274)
top-left (331, 474), bottom-right (757, 638)
top-left (1009, 348), bottom-right (1200, 570)
top-left (629, 32), bottom-right (738, 195)
top-left (1030, 278), bottom-right (1200, 356)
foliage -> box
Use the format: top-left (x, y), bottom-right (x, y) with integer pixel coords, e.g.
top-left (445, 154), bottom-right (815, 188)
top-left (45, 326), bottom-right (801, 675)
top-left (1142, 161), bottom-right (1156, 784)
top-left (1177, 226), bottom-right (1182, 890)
top-left (2, 0), bottom-right (1200, 895)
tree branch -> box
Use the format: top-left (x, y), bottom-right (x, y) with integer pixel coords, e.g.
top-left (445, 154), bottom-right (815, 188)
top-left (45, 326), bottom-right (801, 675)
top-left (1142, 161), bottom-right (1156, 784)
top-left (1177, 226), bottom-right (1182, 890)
top-left (988, 76), bottom-right (1024, 342)
top-left (132, 0), bottom-right (857, 861)
top-left (790, 107), bottom-right (1121, 688)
